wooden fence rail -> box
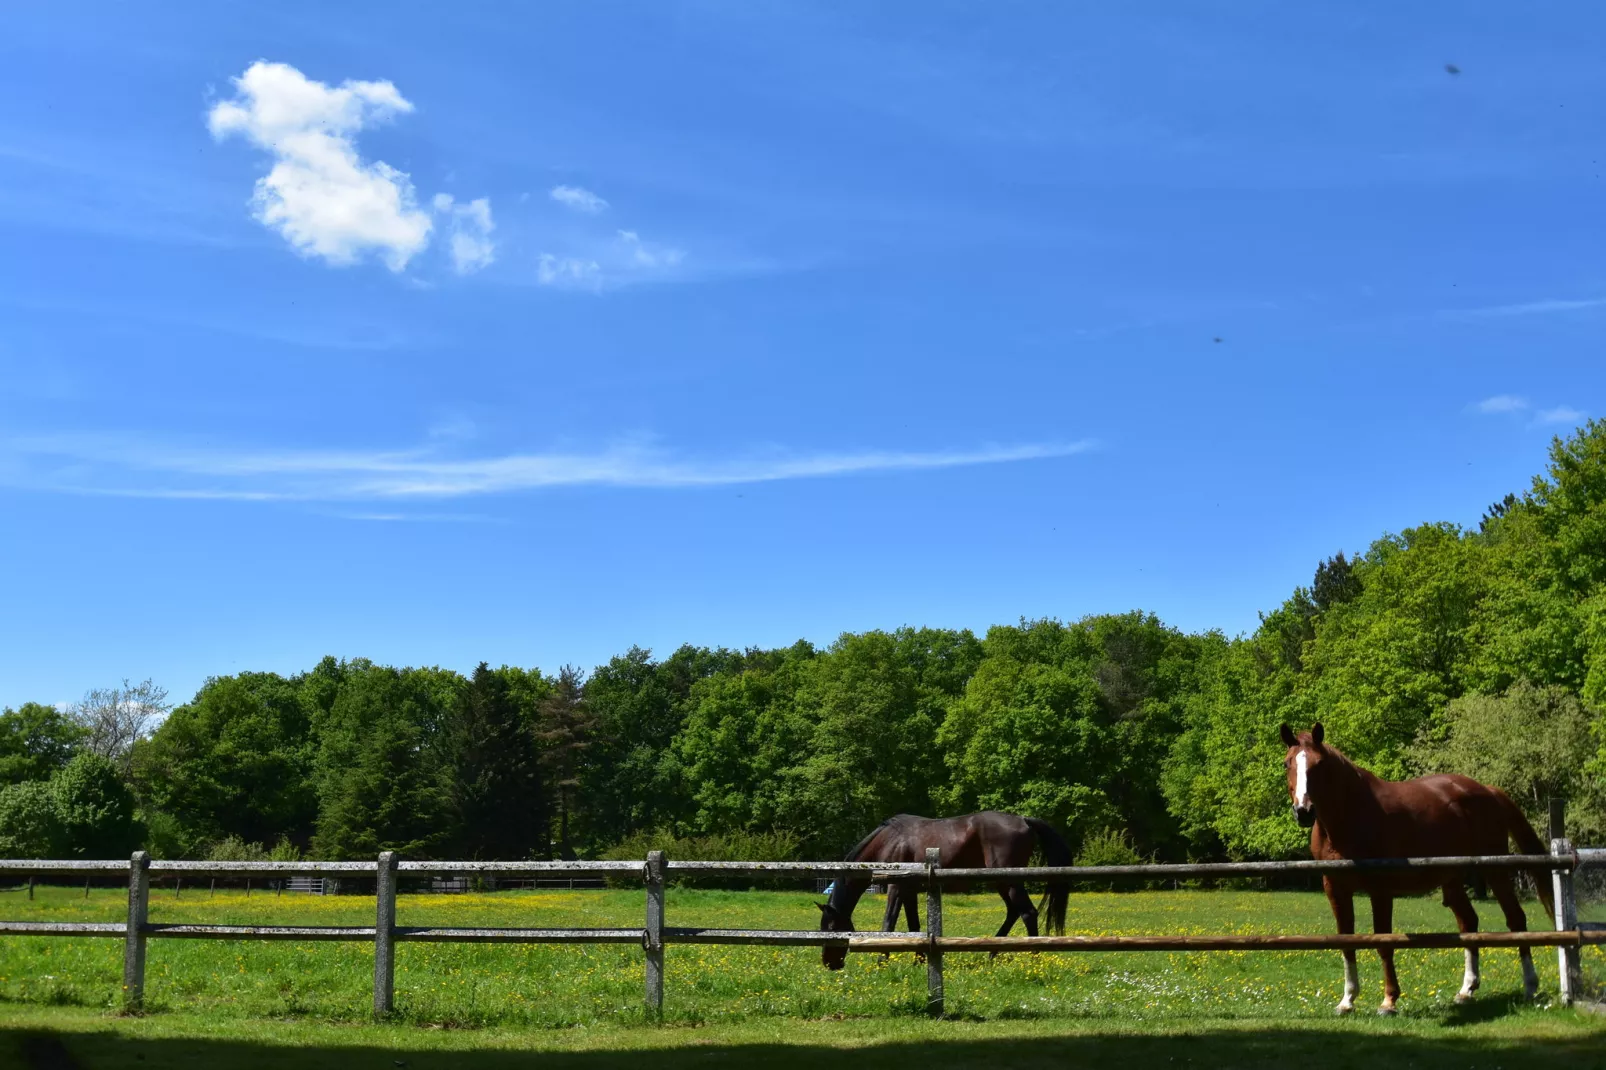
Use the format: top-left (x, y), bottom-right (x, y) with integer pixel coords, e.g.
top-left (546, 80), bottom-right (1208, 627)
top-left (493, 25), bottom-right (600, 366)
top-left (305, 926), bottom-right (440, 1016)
top-left (0, 845), bottom-right (1599, 1017)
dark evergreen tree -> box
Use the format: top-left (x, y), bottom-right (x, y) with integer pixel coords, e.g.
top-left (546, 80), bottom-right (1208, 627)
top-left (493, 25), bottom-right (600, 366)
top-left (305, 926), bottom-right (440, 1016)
top-left (1312, 551), bottom-right (1363, 612)
top-left (537, 666), bottom-right (596, 859)
top-left (447, 663), bottom-right (545, 860)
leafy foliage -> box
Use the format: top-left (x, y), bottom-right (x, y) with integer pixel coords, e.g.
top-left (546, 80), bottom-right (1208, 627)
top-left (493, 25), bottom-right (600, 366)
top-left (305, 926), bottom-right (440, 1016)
top-left (8, 421), bottom-right (1605, 864)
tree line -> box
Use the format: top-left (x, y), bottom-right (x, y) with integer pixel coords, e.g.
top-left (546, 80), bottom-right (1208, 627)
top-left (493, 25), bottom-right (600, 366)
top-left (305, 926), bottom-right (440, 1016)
top-left (3, 421), bottom-right (1605, 864)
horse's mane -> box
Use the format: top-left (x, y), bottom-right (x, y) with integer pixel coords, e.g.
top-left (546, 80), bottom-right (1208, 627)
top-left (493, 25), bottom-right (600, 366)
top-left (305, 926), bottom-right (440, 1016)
top-left (1304, 735), bottom-right (1377, 786)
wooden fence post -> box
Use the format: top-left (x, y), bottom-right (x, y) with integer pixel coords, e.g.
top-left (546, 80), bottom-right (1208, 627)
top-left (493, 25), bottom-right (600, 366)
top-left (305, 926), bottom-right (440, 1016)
top-left (123, 851), bottom-right (150, 1013)
top-left (1550, 837), bottom-right (1580, 1006)
top-left (925, 846), bottom-right (944, 1017)
top-left (645, 850), bottom-right (665, 1018)
top-left (374, 851), bottom-right (398, 1017)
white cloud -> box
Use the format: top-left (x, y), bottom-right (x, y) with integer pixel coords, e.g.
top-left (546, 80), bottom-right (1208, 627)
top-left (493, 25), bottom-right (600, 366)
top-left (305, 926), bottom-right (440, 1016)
top-left (617, 229), bottom-right (684, 270)
top-left (1473, 395), bottom-right (1529, 414)
top-left (536, 230), bottom-right (685, 290)
top-left (550, 185), bottom-right (608, 214)
top-left (208, 61), bottom-right (433, 270)
top-left (432, 194), bottom-right (495, 274)
top-left (3, 434), bottom-right (1093, 502)
top-left (1453, 296), bottom-right (1606, 317)
top-left (537, 254), bottom-right (603, 288)
top-left (1536, 406), bottom-right (1586, 426)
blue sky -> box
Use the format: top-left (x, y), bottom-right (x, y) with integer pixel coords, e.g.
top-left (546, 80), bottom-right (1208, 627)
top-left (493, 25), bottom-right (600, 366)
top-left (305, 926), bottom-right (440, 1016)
top-left (2, 3), bottom-right (1602, 709)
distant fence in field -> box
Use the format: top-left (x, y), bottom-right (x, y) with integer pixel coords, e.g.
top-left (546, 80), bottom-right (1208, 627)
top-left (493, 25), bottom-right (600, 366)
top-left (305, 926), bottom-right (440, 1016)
top-left (1, 841), bottom-right (1601, 1018)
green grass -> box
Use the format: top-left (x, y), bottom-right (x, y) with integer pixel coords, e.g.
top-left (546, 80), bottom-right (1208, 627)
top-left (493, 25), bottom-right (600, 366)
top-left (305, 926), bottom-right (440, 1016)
top-left (0, 883), bottom-right (1602, 1067)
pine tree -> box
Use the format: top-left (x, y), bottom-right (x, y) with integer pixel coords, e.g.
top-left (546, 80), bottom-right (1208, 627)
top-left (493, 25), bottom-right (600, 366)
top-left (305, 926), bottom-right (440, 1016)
top-left (448, 663), bottom-right (545, 860)
top-left (536, 666), bottom-right (596, 859)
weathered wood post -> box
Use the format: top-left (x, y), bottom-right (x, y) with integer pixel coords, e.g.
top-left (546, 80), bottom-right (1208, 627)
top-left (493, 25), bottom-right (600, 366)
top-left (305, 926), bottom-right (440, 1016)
top-left (925, 846), bottom-right (944, 1017)
top-left (645, 850), bottom-right (666, 1018)
top-left (123, 851), bottom-right (150, 1012)
top-left (1550, 836), bottom-right (1581, 1006)
top-left (374, 851), bottom-right (398, 1017)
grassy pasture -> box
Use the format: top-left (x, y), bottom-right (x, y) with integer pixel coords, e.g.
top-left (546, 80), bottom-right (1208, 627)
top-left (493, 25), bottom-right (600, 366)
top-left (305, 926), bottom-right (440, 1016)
top-left (0, 883), bottom-right (1601, 1067)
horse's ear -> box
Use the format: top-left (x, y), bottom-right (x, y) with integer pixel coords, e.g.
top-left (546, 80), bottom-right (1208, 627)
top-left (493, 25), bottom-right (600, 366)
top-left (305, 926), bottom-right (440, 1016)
top-left (816, 902), bottom-right (828, 914)
top-left (1279, 723), bottom-right (1297, 747)
top-left (1311, 722), bottom-right (1325, 746)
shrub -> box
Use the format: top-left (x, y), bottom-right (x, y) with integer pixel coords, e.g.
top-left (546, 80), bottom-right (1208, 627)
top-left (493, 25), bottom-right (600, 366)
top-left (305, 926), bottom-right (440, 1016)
top-left (599, 828), bottom-right (802, 889)
top-left (1074, 827), bottom-right (1150, 891)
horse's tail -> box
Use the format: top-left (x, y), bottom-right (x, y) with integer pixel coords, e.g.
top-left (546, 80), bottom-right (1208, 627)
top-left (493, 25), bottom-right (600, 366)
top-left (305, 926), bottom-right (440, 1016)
top-left (1495, 789), bottom-right (1555, 921)
top-left (1024, 817), bottom-right (1071, 936)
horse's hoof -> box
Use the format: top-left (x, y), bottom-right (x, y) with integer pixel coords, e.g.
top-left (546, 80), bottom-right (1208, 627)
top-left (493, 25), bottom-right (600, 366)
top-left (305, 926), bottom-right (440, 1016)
top-left (1453, 992), bottom-right (1473, 1005)
top-left (1335, 1003), bottom-right (1354, 1016)
top-left (1377, 1004), bottom-right (1397, 1017)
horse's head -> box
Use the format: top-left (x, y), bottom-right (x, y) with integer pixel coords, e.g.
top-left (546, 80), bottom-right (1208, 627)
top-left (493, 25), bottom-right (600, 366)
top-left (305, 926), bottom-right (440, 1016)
top-left (1279, 721), bottom-right (1326, 828)
top-left (817, 901), bottom-right (853, 970)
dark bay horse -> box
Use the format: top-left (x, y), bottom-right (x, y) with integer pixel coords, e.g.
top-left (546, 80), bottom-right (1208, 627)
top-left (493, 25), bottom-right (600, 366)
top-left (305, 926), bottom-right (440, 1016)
top-left (816, 811), bottom-right (1072, 969)
top-left (1281, 722), bottom-right (1552, 1015)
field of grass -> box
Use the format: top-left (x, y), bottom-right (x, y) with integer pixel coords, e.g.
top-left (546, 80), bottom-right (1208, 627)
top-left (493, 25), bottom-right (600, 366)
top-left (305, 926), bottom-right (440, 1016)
top-left (0, 882), bottom-right (1602, 1067)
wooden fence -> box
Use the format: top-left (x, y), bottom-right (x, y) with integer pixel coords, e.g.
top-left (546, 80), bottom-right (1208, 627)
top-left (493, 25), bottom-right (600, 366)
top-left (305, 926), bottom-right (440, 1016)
top-left (1, 844), bottom-right (1601, 1018)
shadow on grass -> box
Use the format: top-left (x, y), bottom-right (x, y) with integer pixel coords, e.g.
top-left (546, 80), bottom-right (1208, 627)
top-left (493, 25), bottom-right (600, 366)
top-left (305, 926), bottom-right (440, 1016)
top-left (5, 1024), bottom-right (1606, 1070)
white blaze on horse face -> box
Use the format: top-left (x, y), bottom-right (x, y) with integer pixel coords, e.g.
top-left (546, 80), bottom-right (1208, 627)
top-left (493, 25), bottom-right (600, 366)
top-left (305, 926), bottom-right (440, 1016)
top-left (1294, 751), bottom-right (1310, 808)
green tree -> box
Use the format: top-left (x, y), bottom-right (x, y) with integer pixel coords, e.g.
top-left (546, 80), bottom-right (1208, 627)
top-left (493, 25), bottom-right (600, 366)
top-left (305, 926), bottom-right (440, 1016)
top-left (0, 702), bottom-right (86, 785)
top-left (446, 663), bottom-right (546, 859)
top-left (674, 644), bottom-right (816, 838)
top-left (311, 662), bottom-right (462, 860)
top-left (0, 781), bottom-right (64, 857)
top-left (1407, 681), bottom-right (1604, 841)
top-left (577, 645), bottom-right (732, 850)
top-left (536, 666), bottom-right (598, 858)
top-left (777, 628), bottom-right (982, 853)
top-left (131, 672), bottom-right (317, 855)
top-left (51, 752), bottom-right (142, 858)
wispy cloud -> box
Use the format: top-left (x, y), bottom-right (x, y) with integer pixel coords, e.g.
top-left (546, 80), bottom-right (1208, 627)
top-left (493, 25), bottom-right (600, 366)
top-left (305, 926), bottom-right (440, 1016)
top-left (432, 194), bottom-right (495, 274)
top-left (1446, 296), bottom-right (1606, 318)
top-left (536, 230), bottom-right (686, 291)
top-left (1467, 395), bottom-right (1587, 428)
top-left (550, 185), bottom-right (608, 214)
top-left (3, 434), bottom-right (1092, 502)
top-left (536, 254), bottom-right (603, 288)
top-left (1535, 405), bottom-right (1586, 426)
top-left (1472, 395), bottom-right (1529, 414)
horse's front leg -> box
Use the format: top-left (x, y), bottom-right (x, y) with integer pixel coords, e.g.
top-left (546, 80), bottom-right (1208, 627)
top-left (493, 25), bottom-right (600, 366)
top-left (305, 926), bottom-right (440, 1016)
top-left (884, 884), bottom-right (925, 963)
top-left (1325, 877), bottom-right (1359, 1015)
top-left (1371, 893), bottom-right (1400, 1016)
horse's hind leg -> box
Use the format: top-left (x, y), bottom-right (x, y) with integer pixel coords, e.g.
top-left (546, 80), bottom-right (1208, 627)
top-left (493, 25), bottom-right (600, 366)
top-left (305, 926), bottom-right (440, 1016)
top-left (986, 885), bottom-right (1022, 960)
top-left (1442, 881), bottom-right (1481, 1003)
top-left (1012, 884), bottom-right (1040, 938)
top-left (1326, 879), bottom-right (1360, 1015)
top-left (1371, 893), bottom-right (1400, 1016)
top-left (1489, 873), bottom-right (1539, 998)
top-left (903, 886), bottom-right (921, 931)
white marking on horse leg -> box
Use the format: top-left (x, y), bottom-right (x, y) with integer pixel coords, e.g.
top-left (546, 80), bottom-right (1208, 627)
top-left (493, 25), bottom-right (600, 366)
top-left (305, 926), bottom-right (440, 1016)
top-left (1455, 948), bottom-right (1479, 1003)
top-left (1295, 751), bottom-right (1309, 808)
top-left (1519, 946), bottom-right (1538, 998)
top-left (1336, 954), bottom-right (1358, 1015)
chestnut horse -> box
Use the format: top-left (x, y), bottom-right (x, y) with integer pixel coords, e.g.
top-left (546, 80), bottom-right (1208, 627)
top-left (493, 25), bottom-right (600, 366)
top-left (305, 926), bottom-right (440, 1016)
top-left (816, 811), bottom-right (1072, 969)
top-left (1281, 722), bottom-right (1552, 1015)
